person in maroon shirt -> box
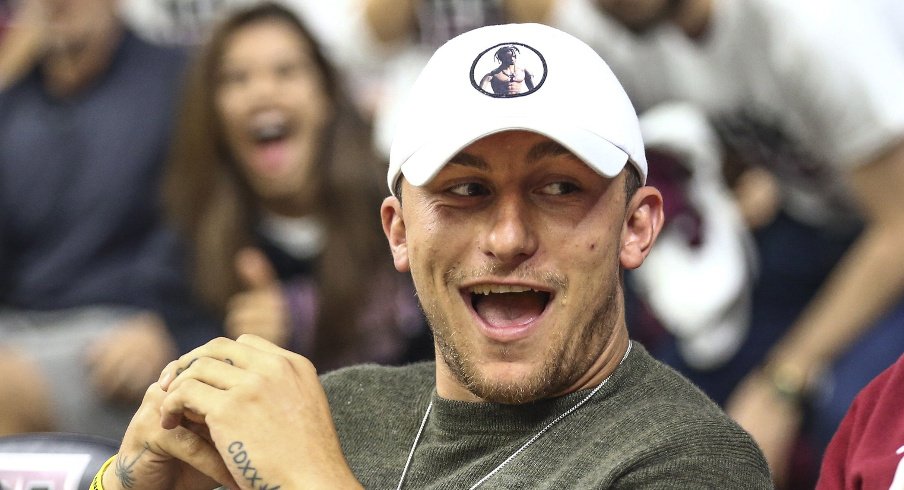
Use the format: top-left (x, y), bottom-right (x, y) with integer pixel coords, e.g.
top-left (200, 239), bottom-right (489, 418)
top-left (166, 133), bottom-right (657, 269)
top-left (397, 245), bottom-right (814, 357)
top-left (817, 354), bottom-right (904, 489)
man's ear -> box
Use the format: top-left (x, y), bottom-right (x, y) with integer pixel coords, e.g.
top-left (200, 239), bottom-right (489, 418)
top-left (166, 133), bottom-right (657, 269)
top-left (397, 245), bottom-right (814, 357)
top-left (381, 196), bottom-right (410, 272)
top-left (619, 186), bottom-right (664, 270)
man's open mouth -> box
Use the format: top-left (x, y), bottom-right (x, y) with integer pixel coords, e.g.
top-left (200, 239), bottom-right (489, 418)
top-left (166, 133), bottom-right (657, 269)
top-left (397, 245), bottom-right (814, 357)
top-left (467, 285), bottom-right (552, 327)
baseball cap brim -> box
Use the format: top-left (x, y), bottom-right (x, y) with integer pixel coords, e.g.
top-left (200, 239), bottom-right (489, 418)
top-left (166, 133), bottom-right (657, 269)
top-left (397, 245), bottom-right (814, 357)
top-left (394, 116), bottom-right (632, 190)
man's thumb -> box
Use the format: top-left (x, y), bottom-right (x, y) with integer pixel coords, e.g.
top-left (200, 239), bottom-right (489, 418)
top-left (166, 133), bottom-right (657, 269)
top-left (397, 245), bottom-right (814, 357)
top-left (235, 247), bottom-right (278, 290)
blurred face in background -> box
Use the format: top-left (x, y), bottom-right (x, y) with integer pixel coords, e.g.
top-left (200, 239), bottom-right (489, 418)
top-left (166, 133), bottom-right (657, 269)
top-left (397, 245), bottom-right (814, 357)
top-left (215, 17), bottom-right (332, 214)
top-left (594, 0), bottom-right (675, 34)
top-left (40, 0), bottom-right (120, 55)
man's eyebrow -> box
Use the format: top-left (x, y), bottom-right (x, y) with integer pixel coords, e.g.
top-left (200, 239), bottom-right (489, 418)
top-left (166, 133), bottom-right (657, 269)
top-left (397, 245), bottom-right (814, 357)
top-left (526, 140), bottom-right (576, 164)
top-left (447, 151), bottom-right (488, 169)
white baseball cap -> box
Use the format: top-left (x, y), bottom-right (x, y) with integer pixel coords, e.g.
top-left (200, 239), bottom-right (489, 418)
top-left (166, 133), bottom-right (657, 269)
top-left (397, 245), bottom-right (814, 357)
top-left (387, 23), bottom-right (647, 195)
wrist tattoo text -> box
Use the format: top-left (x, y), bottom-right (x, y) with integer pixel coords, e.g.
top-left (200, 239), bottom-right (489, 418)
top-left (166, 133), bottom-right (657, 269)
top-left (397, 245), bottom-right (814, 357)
top-left (229, 441), bottom-right (282, 490)
top-left (115, 443), bottom-right (149, 488)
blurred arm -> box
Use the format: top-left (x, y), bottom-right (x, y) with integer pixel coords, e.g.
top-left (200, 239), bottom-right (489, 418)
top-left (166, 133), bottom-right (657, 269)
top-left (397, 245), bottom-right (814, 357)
top-left (504, 0), bottom-right (556, 23)
top-left (362, 0), bottom-right (417, 44)
top-left (766, 138), bottom-right (904, 379)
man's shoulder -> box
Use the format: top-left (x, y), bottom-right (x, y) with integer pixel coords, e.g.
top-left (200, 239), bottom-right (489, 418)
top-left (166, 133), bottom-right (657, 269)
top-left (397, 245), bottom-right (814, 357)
top-left (580, 345), bottom-right (772, 486)
top-left (617, 345), bottom-right (736, 425)
top-left (617, 346), bottom-right (767, 459)
top-left (119, 29), bottom-right (188, 76)
top-left (604, 345), bottom-right (761, 445)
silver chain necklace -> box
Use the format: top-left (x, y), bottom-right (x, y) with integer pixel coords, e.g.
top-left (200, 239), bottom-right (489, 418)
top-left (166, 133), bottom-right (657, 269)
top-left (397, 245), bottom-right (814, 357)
top-left (396, 341), bottom-right (633, 490)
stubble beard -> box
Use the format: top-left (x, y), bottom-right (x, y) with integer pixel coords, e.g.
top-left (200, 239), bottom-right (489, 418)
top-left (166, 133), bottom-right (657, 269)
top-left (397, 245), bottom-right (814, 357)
top-left (422, 271), bottom-right (621, 405)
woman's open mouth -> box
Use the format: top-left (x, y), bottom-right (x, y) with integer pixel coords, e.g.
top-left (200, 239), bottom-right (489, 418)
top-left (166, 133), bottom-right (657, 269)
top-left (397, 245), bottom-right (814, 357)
top-left (246, 111), bottom-right (296, 174)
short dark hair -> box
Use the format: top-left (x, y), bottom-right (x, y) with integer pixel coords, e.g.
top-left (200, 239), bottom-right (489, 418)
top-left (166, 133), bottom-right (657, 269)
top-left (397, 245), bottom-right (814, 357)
top-left (494, 45), bottom-right (521, 62)
top-left (393, 177), bottom-right (404, 205)
top-left (623, 163), bottom-right (643, 201)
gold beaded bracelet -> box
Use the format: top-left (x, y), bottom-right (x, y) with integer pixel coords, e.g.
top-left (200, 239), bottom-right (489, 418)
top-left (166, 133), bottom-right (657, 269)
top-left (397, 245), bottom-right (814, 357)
top-left (90, 455), bottom-right (117, 490)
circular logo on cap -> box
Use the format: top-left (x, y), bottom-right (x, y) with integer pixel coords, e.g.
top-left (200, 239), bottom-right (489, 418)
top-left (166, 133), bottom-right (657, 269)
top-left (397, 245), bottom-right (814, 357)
top-left (470, 42), bottom-right (547, 98)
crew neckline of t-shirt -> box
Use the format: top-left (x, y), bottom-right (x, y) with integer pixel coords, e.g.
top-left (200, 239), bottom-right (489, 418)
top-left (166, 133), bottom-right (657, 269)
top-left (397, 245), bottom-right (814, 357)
top-left (425, 344), bottom-right (640, 436)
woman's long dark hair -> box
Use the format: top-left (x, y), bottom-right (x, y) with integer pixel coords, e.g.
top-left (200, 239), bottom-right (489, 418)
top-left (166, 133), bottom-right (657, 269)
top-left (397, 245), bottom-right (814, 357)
top-left (164, 2), bottom-right (391, 365)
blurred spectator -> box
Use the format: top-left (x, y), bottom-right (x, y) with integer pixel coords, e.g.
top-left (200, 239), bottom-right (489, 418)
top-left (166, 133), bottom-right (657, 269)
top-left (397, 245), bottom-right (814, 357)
top-left (362, 0), bottom-right (557, 158)
top-left (553, 0), bottom-right (904, 486)
top-left (816, 353), bottom-right (904, 490)
top-left (163, 2), bottom-right (430, 371)
top-left (630, 102), bottom-right (757, 372)
top-left (0, 0), bottom-right (219, 440)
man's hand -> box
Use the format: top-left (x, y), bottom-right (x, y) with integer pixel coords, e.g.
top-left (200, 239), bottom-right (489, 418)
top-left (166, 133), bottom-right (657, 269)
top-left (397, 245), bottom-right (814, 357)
top-left (732, 166), bottom-right (780, 230)
top-left (101, 383), bottom-right (237, 490)
top-left (225, 247), bottom-right (291, 347)
top-left (157, 335), bottom-right (362, 488)
top-left (87, 312), bottom-right (177, 403)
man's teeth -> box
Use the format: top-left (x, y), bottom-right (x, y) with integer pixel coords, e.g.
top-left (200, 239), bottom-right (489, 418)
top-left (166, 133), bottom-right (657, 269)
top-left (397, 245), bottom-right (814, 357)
top-left (469, 285), bottom-right (536, 295)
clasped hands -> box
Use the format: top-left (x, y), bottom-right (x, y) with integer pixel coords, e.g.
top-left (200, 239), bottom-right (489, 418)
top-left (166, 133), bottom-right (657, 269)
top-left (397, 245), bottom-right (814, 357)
top-left (104, 334), bottom-right (360, 490)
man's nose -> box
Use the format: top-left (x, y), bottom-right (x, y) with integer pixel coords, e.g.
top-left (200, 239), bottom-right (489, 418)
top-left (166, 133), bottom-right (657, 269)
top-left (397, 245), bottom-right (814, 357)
top-left (481, 195), bottom-right (539, 264)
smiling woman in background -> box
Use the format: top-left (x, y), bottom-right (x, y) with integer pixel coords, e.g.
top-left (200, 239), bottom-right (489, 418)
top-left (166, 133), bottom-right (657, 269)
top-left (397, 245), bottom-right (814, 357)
top-left (164, 2), bottom-right (429, 370)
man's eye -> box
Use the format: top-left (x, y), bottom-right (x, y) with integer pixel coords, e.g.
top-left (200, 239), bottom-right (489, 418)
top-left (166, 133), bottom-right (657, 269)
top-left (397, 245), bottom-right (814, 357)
top-left (448, 182), bottom-right (488, 196)
top-left (540, 182), bottom-right (579, 195)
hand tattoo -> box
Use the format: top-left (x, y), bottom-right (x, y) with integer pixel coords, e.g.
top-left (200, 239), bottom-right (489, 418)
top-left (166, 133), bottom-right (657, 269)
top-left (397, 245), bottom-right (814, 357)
top-left (115, 443), bottom-right (149, 488)
top-left (176, 357), bottom-right (199, 376)
top-left (229, 441), bottom-right (282, 490)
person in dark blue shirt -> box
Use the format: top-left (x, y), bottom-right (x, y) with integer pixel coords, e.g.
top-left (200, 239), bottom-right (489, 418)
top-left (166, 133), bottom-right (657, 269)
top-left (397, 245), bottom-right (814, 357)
top-left (0, 0), bottom-right (219, 440)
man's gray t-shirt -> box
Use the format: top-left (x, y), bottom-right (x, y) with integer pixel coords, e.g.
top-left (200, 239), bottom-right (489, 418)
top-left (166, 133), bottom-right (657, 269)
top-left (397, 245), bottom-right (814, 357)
top-left (323, 343), bottom-right (772, 488)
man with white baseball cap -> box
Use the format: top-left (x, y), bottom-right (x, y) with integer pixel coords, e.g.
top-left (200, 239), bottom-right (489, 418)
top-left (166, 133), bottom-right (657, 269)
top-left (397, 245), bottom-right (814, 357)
top-left (93, 23), bottom-right (770, 489)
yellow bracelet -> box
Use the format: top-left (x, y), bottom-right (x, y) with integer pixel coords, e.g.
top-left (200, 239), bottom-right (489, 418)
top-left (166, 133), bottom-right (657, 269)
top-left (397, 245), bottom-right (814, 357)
top-left (763, 362), bottom-right (811, 404)
top-left (91, 455), bottom-right (118, 490)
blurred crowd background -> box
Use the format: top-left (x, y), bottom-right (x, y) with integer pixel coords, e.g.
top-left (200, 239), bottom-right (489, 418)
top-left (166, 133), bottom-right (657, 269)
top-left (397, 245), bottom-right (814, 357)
top-left (1, 0), bottom-right (903, 488)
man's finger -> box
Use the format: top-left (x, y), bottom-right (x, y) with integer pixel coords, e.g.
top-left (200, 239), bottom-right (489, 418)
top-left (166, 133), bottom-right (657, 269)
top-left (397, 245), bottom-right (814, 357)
top-left (159, 337), bottom-right (255, 390)
top-left (160, 377), bottom-right (227, 430)
top-left (167, 356), bottom-right (243, 394)
top-left (154, 425), bottom-right (239, 488)
top-left (235, 333), bottom-right (297, 356)
top-left (235, 334), bottom-right (316, 378)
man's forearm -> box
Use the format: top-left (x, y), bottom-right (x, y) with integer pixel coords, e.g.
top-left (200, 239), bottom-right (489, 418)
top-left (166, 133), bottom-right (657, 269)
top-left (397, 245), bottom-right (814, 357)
top-left (766, 222), bottom-right (904, 378)
top-left (766, 139), bottom-right (904, 384)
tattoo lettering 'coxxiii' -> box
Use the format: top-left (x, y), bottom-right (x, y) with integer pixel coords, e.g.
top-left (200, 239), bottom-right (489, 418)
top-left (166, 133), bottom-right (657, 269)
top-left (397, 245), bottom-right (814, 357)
top-left (115, 443), bottom-right (149, 488)
top-left (229, 440), bottom-right (282, 490)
